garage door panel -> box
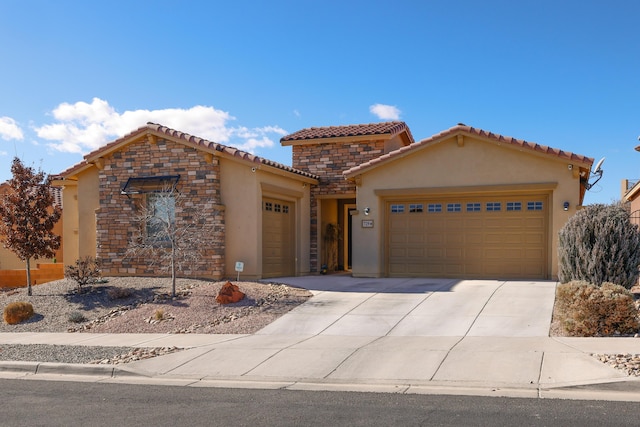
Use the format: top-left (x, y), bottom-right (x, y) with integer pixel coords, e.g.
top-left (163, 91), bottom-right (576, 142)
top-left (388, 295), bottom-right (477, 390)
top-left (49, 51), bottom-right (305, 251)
top-left (426, 247), bottom-right (444, 257)
top-left (387, 194), bottom-right (548, 279)
top-left (427, 234), bottom-right (444, 244)
top-left (407, 247), bottom-right (425, 258)
top-left (525, 218), bottom-right (545, 228)
top-left (445, 233), bottom-right (464, 244)
top-left (503, 234), bottom-right (525, 244)
top-left (408, 234), bottom-right (425, 244)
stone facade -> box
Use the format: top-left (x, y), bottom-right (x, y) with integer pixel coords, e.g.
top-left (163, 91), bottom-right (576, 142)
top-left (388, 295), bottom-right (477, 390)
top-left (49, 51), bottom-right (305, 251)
top-left (292, 140), bottom-right (386, 271)
top-left (95, 137), bottom-right (225, 279)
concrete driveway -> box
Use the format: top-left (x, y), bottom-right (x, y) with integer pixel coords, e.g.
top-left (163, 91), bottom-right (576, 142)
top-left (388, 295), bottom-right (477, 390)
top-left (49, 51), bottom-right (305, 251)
top-left (10, 274), bottom-right (637, 398)
top-left (258, 276), bottom-right (557, 337)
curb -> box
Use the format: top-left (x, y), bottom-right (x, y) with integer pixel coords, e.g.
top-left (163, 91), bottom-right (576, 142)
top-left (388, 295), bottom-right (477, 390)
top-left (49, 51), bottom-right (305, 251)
top-left (0, 361), bottom-right (148, 378)
top-left (4, 361), bottom-right (640, 402)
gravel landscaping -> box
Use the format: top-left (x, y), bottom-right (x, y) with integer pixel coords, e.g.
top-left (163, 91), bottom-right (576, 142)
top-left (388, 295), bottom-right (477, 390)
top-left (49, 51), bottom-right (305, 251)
top-left (0, 277), bottom-right (312, 364)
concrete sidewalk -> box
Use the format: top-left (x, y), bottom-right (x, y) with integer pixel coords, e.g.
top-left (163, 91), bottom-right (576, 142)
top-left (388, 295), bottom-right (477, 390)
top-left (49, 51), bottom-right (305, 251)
top-left (1, 277), bottom-right (640, 401)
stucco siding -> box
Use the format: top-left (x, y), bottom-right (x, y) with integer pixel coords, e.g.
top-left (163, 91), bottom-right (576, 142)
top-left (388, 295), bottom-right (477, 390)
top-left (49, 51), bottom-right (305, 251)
top-left (77, 167), bottom-right (99, 260)
top-left (350, 135), bottom-right (581, 278)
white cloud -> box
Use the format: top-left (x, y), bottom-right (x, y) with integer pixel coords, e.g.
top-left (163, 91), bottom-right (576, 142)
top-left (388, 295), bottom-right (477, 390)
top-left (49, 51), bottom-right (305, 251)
top-left (0, 117), bottom-right (24, 141)
top-left (369, 103), bottom-right (401, 120)
top-left (35, 97), bottom-right (284, 155)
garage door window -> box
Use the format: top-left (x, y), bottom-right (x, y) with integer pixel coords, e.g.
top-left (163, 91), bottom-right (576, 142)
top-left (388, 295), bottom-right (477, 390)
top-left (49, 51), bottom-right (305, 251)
top-left (409, 204), bottom-right (423, 213)
top-left (428, 204), bottom-right (442, 213)
top-left (466, 203), bottom-right (481, 212)
top-left (528, 201), bottom-right (543, 211)
top-left (264, 202), bottom-right (273, 211)
top-left (486, 202), bottom-right (501, 211)
top-left (506, 202), bottom-right (522, 211)
top-left (447, 203), bottom-right (462, 212)
top-left (391, 204), bottom-right (405, 213)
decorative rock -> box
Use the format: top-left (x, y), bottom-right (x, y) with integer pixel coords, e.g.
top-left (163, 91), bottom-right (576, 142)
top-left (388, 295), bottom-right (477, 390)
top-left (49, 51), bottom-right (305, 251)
top-left (216, 281), bottom-right (245, 304)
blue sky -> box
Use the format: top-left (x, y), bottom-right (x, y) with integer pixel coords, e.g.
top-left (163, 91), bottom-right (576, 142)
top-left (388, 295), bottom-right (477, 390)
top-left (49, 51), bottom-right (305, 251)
top-left (0, 0), bottom-right (638, 204)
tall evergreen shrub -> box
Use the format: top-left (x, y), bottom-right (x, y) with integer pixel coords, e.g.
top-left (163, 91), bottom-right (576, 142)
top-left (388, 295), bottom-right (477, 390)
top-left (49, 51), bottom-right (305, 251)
top-left (558, 203), bottom-right (640, 289)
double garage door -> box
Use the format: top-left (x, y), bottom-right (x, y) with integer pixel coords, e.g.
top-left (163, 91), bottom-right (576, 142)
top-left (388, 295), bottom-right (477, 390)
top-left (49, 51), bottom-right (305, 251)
top-left (262, 197), bottom-right (295, 278)
top-left (387, 194), bottom-right (548, 279)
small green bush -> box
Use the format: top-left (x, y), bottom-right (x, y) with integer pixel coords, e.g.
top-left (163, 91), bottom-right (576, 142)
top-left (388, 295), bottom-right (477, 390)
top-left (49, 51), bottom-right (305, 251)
top-left (556, 281), bottom-right (640, 336)
top-left (65, 256), bottom-right (101, 292)
top-left (68, 311), bottom-right (86, 323)
top-left (3, 301), bottom-right (34, 325)
top-left (558, 203), bottom-right (640, 289)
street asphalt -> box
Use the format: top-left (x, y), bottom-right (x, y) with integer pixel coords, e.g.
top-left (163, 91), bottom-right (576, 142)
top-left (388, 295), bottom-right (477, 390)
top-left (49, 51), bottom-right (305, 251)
top-left (2, 276), bottom-right (640, 401)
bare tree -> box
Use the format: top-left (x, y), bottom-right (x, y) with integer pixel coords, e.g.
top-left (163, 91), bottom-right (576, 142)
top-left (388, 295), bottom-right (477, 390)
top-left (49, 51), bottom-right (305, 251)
top-left (0, 157), bottom-right (61, 296)
top-left (125, 186), bottom-right (219, 297)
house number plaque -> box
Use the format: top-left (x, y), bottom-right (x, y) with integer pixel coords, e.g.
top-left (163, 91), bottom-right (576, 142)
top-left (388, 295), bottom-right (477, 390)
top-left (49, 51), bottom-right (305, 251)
top-left (362, 220), bottom-right (374, 228)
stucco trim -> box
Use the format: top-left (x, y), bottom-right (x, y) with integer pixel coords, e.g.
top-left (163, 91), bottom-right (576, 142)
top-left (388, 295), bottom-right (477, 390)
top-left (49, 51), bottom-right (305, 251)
top-left (374, 182), bottom-right (559, 198)
top-left (315, 193), bottom-right (357, 200)
top-left (260, 182), bottom-right (304, 199)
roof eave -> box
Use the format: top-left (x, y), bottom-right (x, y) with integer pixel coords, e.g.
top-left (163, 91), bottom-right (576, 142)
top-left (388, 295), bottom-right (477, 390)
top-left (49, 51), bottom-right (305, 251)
top-left (624, 180), bottom-right (640, 202)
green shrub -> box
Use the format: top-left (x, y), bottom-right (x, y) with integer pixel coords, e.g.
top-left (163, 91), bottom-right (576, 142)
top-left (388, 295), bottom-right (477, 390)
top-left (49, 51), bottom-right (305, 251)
top-left (556, 281), bottom-right (640, 336)
top-left (65, 256), bottom-right (101, 292)
top-left (3, 301), bottom-right (34, 325)
top-left (68, 311), bottom-right (86, 323)
top-left (558, 203), bottom-right (640, 289)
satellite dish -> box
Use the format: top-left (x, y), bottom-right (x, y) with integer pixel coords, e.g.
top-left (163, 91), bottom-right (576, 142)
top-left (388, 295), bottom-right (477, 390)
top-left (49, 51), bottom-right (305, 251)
top-left (585, 157), bottom-right (605, 191)
top-left (593, 157), bottom-right (605, 174)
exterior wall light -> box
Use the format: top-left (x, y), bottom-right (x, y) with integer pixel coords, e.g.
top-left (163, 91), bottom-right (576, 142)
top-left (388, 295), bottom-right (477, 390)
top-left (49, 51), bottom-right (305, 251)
top-left (364, 207), bottom-right (370, 215)
top-left (563, 201), bottom-right (569, 211)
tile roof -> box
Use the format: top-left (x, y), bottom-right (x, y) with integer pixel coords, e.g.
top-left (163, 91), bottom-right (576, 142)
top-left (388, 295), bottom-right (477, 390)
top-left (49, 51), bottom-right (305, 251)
top-left (280, 121), bottom-right (414, 144)
top-left (344, 123), bottom-right (594, 177)
top-left (55, 123), bottom-right (319, 181)
top-left (0, 182), bottom-right (63, 208)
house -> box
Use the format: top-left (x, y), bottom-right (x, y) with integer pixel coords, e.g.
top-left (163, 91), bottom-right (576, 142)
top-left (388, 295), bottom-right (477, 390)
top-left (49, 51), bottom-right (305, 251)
top-left (53, 121), bottom-right (593, 281)
top-left (622, 144), bottom-right (640, 225)
top-left (285, 123), bottom-right (593, 280)
top-left (0, 183), bottom-right (64, 287)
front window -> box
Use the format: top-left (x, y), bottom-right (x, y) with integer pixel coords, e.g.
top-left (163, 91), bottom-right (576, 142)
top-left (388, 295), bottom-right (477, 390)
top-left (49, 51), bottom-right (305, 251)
top-left (146, 193), bottom-right (176, 241)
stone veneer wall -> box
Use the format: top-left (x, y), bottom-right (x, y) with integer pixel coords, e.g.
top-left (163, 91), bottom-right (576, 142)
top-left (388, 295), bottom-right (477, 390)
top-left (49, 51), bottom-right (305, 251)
top-left (95, 137), bottom-right (225, 279)
top-left (292, 140), bottom-right (385, 272)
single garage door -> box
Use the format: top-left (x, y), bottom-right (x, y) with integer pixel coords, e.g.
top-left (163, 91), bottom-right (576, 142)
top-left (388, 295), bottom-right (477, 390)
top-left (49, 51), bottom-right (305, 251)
top-left (262, 197), bottom-right (295, 278)
top-left (387, 194), bottom-right (548, 279)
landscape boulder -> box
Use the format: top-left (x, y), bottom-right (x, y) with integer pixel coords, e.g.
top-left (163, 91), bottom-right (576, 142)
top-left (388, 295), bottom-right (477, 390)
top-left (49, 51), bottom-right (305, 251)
top-left (216, 281), bottom-right (245, 304)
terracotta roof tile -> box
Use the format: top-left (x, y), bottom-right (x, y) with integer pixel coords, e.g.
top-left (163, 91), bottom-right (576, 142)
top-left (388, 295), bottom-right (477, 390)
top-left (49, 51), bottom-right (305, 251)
top-left (281, 121), bottom-right (414, 144)
top-left (55, 123), bottom-right (319, 181)
top-left (344, 123), bottom-right (594, 177)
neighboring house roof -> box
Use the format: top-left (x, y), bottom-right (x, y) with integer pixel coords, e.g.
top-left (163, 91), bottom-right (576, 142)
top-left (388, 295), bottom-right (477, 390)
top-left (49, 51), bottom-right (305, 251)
top-left (0, 182), bottom-right (63, 209)
top-left (624, 180), bottom-right (640, 202)
top-left (344, 123), bottom-right (594, 177)
top-left (54, 123), bottom-right (319, 181)
top-left (280, 121), bottom-right (415, 145)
